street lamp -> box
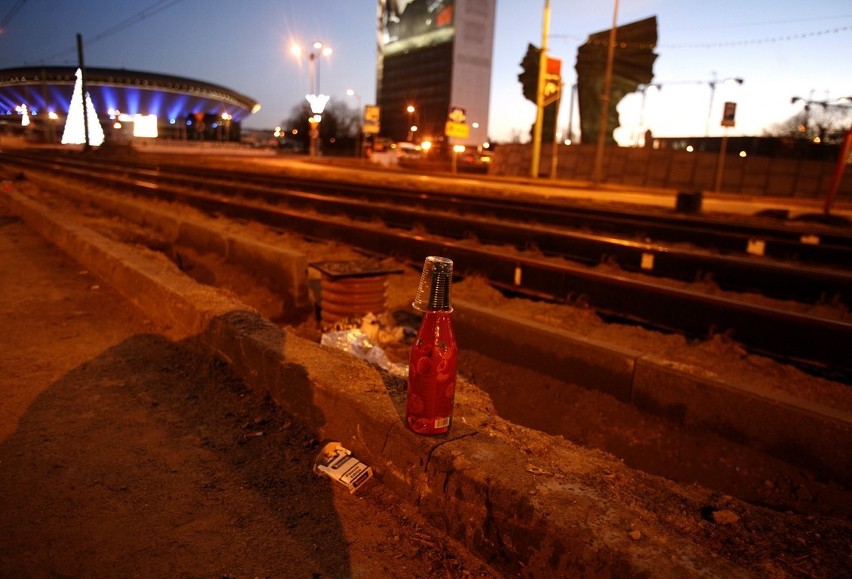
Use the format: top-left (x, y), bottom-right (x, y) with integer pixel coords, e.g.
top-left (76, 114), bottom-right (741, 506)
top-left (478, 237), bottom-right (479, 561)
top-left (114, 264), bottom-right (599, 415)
top-left (290, 40), bottom-right (332, 95)
top-left (291, 40), bottom-right (332, 156)
top-left (347, 88), bottom-right (363, 158)
top-left (790, 93), bottom-right (852, 143)
top-left (636, 83), bottom-right (661, 146)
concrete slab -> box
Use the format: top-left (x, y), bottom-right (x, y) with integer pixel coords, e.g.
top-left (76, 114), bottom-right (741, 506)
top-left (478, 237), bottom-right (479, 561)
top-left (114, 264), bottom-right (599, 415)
top-left (453, 301), bottom-right (639, 403)
top-left (632, 355), bottom-right (852, 486)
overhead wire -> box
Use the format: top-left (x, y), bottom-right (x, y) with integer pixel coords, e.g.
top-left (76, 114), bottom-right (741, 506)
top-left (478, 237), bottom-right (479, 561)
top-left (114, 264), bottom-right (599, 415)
top-left (38, 0), bottom-right (190, 64)
top-left (552, 23), bottom-right (852, 50)
top-left (0, 0), bottom-right (29, 32)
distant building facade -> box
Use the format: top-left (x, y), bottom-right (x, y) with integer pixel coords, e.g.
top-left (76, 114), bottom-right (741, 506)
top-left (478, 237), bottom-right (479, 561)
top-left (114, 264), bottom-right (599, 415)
top-left (376, 0), bottom-right (495, 148)
top-left (0, 66), bottom-right (260, 143)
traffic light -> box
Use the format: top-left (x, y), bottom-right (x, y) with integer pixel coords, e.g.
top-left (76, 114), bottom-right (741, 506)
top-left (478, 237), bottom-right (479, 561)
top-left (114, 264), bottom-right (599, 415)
top-left (518, 43), bottom-right (560, 145)
top-left (518, 43), bottom-right (541, 103)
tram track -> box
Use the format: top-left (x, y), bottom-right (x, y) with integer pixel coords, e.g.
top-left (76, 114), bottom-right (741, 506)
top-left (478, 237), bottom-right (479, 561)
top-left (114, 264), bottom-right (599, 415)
top-left (101, 154), bottom-right (852, 263)
top-left (8, 151), bottom-right (852, 301)
top-left (3, 150), bottom-right (851, 378)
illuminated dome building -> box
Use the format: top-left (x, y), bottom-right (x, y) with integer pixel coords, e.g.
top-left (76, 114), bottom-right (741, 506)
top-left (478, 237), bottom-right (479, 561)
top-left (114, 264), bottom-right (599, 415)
top-left (0, 66), bottom-right (260, 143)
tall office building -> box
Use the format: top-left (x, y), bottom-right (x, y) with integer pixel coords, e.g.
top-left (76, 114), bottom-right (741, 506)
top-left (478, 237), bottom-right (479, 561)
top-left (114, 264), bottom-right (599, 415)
top-left (376, 0), bottom-right (495, 148)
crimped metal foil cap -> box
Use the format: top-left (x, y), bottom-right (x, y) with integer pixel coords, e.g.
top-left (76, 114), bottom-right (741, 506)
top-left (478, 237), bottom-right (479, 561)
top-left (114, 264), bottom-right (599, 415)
top-left (412, 256), bottom-right (453, 312)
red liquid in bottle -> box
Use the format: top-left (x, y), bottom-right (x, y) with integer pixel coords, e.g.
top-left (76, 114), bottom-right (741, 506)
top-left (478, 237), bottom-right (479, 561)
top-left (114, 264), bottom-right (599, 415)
top-left (406, 311), bottom-right (458, 435)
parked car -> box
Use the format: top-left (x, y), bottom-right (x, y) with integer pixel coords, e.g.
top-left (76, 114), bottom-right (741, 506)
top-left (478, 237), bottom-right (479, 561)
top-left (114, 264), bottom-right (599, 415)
top-left (458, 149), bottom-right (492, 173)
top-left (392, 141), bottom-right (423, 161)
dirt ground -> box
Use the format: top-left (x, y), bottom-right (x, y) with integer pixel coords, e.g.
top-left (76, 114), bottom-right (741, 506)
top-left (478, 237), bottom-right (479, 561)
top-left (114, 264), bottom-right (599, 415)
top-left (0, 205), bottom-right (500, 577)
top-left (3, 165), bottom-right (852, 577)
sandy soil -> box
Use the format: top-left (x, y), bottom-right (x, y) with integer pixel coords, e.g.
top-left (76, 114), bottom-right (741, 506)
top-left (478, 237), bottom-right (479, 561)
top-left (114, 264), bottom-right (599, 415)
top-left (0, 199), bottom-right (500, 577)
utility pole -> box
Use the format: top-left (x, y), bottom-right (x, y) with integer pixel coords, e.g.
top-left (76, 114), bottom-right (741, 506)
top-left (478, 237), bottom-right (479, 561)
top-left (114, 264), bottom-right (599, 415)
top-left (530, 0), bottom-right (551, 178)
top-left (592, 0), bottom-right (619, 183)
top-left (76, 33), bottom-right (90, 150)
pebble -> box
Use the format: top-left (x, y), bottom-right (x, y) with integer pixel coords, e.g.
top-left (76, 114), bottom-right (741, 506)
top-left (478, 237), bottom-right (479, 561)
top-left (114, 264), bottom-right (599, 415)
top-left (795, 486), bottom-right (813, 501)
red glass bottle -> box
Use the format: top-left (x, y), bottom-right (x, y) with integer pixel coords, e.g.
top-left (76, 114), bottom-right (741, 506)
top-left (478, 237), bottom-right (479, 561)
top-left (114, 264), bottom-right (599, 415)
top-left (406, 256), bottom-right (458, 435)
top-left (406, 311), bottom-right (458, 434)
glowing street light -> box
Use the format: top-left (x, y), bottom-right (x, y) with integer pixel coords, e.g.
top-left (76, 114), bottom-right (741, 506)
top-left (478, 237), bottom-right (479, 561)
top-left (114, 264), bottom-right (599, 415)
top-left (406, 105), bottom-right (418, 142)
top-left (451, 144), bottom-right (465, 174)
top-left (291, 39), bottom-right (333, 156)
top-left (291, 40), bottom-right (332, 95)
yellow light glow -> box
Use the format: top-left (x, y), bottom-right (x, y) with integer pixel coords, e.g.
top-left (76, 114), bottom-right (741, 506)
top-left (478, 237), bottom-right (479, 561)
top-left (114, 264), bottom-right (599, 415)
top-left (453, 145), bottom-right (465, 153)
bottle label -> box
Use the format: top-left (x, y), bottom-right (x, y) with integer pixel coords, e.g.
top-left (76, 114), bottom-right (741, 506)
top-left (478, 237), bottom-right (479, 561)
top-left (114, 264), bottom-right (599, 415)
top-left (434, 417), bottom-right (451, 429)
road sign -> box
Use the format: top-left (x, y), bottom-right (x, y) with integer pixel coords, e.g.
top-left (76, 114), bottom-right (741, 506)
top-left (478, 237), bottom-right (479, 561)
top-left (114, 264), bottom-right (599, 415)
top-left (445, 105), bottom-right (469, 138)
top-left (721, 101), bottom-right (737, 127)
top-left (363, 105), bottom-right (380, 135)
top-left (543, 57), bottom-right (562, 107)
top-left (447, 106), bottom-right (466, 124)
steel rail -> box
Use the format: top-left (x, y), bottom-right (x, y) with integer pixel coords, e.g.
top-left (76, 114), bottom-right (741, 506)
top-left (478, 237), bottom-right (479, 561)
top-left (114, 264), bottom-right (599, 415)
top-left (13, 158), bottom-right (851, 378)
top-left (7, 153), bottom-right (851, 305)
top-left (6, 150), bottom-right (852, 266)
top-left (144, 159), bottom-right (852, 261)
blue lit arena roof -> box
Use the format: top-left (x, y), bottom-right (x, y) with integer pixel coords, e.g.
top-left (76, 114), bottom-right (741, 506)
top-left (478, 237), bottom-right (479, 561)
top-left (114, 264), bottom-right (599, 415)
top-left (0, 66), bottom-right (260, 122)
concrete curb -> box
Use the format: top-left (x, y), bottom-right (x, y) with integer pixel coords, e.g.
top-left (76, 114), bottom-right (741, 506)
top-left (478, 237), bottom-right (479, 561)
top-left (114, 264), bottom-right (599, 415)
top-left (632, 356), bottom-right (852, 486)
top-left (5, 188), bottom-right (755, 576)
top-left (454, 303), bottom-right (852, 486)
top-left (26, 173), bottom-right (311, 313)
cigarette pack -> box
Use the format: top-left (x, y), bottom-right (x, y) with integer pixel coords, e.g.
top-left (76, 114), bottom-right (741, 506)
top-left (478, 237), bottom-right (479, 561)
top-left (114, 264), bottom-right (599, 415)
top-left (313, 442), bottom-right (373, 494)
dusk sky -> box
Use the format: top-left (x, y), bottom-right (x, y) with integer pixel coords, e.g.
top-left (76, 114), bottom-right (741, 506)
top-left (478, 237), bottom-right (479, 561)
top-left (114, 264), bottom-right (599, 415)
top-left (1, 0), bottom-right (850, 145)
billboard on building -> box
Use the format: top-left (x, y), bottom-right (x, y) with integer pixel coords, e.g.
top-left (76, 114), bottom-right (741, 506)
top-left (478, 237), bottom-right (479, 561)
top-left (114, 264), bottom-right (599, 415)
top-left (380, 0), bottom-right (455, 54)
top-left (376, 0), bottom-right (493, 146)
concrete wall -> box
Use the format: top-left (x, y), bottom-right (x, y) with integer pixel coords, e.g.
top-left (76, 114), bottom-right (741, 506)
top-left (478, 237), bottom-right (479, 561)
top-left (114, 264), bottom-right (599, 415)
top-left (493, 143), bottom-right (852, 200)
